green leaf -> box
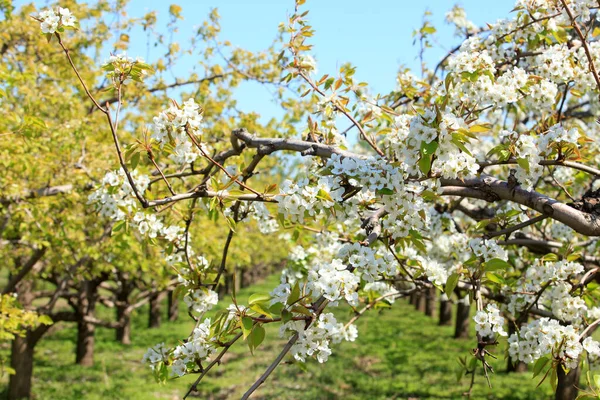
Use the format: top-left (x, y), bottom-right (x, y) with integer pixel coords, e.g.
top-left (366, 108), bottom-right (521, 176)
top-left (486, 272), bottom-right (505, 285)
top-left (533, 356), bottom-right (549, 378)
top-left (3, 366), bottom-right (16, 375)
top-left (281, 309), bottom-right (293, 323)
top-left (112, 220), bottom-right (126, 235)
top-left (291, 305), bottom-right (312, 316)
top-left (376, 187), bottom-right (394, 196)
top-left (445, 73), bottom-right (453, 91)
top-left (550, 367), bottom-right (558, 391)
top-left (593, 374), bottom-right (600, 389)
top-left (248, 324), bottom-right (266, 354)
top-left (287, 282), bottom-right (300, 306)
top-left (269, 302), bottom-right (284, 316)
top-left (542, 253), bottom-right (559, 262)
top-left (324, 77), bottom-right (335, 90)
top-left (249, 303), bottom-right (272, 318)
top-left (420, 140), bottom-right (439, 156)
top-left (468, 124), bottom-right (491, 133)
top-left (249, 293), bottom-right (271, 305)
top-left (241, 316), bottom-right (254, 340)
top-left (38, 314), bottom-right (53, 326)
top-left (517, 158), bottom-right (530, 173)
top-left (418, 155), bottom-right (432, 175)
top-left (484, 258), bottom-right (511, 271)
top-left (445, 273), bottom-right (459, 296)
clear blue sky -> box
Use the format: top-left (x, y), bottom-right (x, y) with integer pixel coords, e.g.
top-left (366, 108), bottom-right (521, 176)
top-left (20, 0), bottom-right (516, 120)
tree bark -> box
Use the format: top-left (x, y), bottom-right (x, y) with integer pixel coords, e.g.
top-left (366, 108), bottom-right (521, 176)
top-left (555, 363), bottom-right (581, 400)
top-left (425, 287), bottom-right (436, 317)
top-left (167, 290), bottom-right (179, 322)
top-left (148, 291), bottom-right (162, 329)
top-left (454, 295), bottom-right (471, 339)
top-left (76, 280), bottom-right (98, 366)
top-left (439, 293), bottom-right (453, 326)
top-left (8, 334), bottom-right (35, 400)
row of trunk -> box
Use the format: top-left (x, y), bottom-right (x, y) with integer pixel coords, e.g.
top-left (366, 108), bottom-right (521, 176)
top-left (408, 289), bottom-right (580, 400)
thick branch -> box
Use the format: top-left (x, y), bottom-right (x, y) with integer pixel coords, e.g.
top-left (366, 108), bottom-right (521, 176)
top-left (0, 185), bottom-right (73, 206)
top-left (441, 176), bottom-right (600, 236)
top-left (3, 247), bottom-right (47, 294)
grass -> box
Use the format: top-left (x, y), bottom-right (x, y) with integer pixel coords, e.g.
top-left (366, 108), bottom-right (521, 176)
top-left (0, 275), bottom-right (567, 399)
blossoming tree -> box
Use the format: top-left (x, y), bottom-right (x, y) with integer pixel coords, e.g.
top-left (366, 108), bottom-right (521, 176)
top-left (31, 0), bottom-right (600, 399)
top-left (2, 3), bottom-right (296, 400)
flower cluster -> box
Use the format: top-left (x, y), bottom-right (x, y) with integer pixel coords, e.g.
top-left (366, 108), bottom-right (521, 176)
top-left (468, 238), bottom-right (507, 262)
top-left (338, 242), bottom-right (396, 282)
top-left (307, 259), bottom-right (360, 306)
top-left (473, 303), bottom-right (507, 338)
top-left (183, 289), bottom-right (219, 314)
top-left (101, 52), bottom-right (152, 85)
top-left (170, 318), bottom-right (217, 376)
top-left (506, 259), bottom-right (585, 322)
top-left (36, 7), bottom-right (76, 34)
top-left (278, 176), bottom-right (344, 224)
top-left (142, 342), bottom-right (168, 370)
top-left (152, 98), bottom-right (207, 165)
top-left (508, 318), bottom-right (582, 369)
top-left (87, 169), bottom-right (149, 221)
top-left (281, 312), bottom-right (356, 363)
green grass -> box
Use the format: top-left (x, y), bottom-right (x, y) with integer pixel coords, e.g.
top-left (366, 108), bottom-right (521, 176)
top-left (0, 275), bottom-right (567, 399)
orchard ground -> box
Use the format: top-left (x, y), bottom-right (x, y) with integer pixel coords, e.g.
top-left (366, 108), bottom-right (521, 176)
top-left (0, 274), bottom-right (574, 400)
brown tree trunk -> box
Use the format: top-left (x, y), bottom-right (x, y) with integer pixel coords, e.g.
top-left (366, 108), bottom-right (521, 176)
top-left (218, 273), bottom-right (230, 298)
top-left (8, 334), bottom-right (35, 400)
top-left (439, 294), bottom-right (453, 326)
top-left (416, 292), bottom-right (427, 313)
top-left (507, 318), bottom-right (527, 372)
top-left (167, 290), bottom-right (179, 322)
top-left (409, 292), bottom-right (417, 306)
top-left (76, 280), bottom-right (98, 366)
top-left (425, 287), bottom-right (436, 317)
top-left (555, 363), bottom-right (581, 400)
top-left (148, 292), bottom-right (162, 329)
top-left (115, 277), bottom-right (133, 344)
top-left (234, 267), bottom-right (242, 293)
top-left (8, 280), bottom-right (48, 400)
top-left (116, 307), bottom-right (131, 345)
top-left (239, 268), bottom-right (246, 289)
top-left (454, 295), bottom-right (470, 339)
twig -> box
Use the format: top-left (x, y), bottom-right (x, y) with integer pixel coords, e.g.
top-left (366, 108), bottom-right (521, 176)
top-left (561, 0), bottom-right (600, 93)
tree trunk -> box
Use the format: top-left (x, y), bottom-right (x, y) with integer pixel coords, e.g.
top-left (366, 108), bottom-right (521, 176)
top-left (416, 292), bottom-right (427, 313)
top-left (409, 292), bottom-right (417, 306)
top-left (425, 288), bottom-right (436, 317)
top-left (8, 334), bottom-right (35, 400)
top-left (454, 295), bottom-right (470, 339)
top-left (115, 277), bottom-right (133, 344)
top-left (8, 279), bottom-right (47, 400)
top-left (116, 307), bottom-right (131, 345)
top-left (555, 363), bottom-right (581, 400)
top-left (507, 318), bottom-right (527, 372)
top-left (439, 294), bottom-right (453, 326)
top-left (76, 280), bottom-right (98, 366)
top-left (239, 268), bottom-right (246, 289)
top-left (234, 267), bottom-right (242, 293)
top-left (167, 290), bottom-right (179, 322)
top-left (218, 273), bottom-right (230, 298)
top-left (148, 292), bottom-right (161, 329)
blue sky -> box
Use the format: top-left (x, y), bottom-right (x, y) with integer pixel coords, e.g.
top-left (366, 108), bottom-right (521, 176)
top-left (20, 0), bottom-right (516, 120)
